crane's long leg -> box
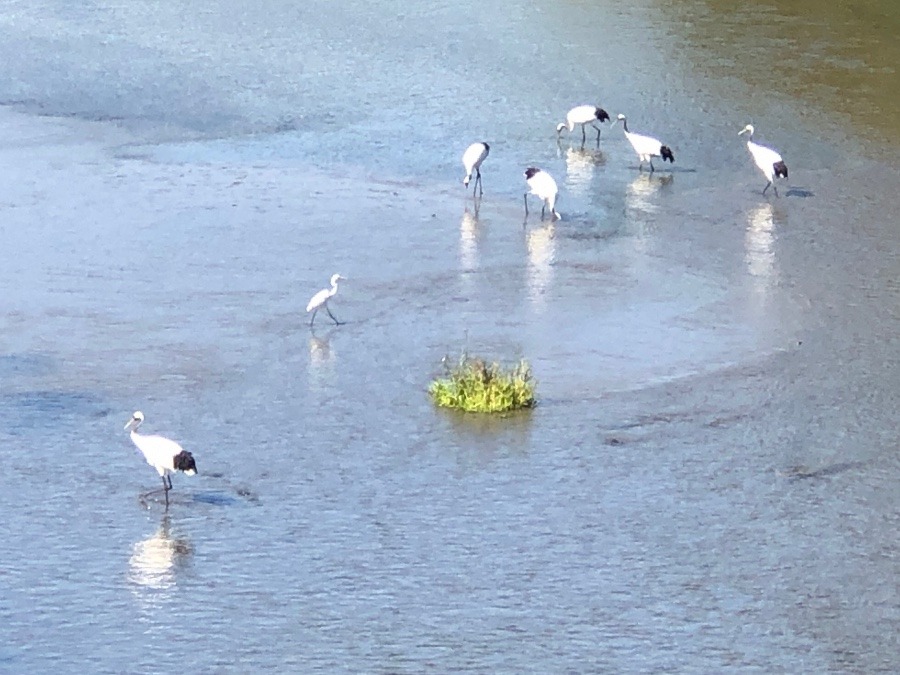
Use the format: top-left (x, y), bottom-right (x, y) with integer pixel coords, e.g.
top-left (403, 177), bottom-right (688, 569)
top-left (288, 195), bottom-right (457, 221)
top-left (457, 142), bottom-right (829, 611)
top-left (762, 181), bottom-right (772, 196)
top-left (593, 125), bottom-right (602, 146)
top-left (773, 184), bottom-right (779, 197)
top-left (581, 125), bottom-right (586, 146)
top-left (475, 170), bottom-right (483, 197)
top-left (524, 193), bottom-right (529, 215)
top-left (309, 309), bottom-right (318, 327)
top-left (326, 306), bottom-right (342, 325)
top-left (541, 203), bottom-right (546, 219)
top-left (649, 159), bottom-right (655, 173)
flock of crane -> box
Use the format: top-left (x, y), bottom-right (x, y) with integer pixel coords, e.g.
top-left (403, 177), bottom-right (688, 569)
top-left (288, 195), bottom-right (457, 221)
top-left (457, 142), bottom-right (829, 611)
top-left (125, 105), bottom-right (789, 507)
top-left (465, 105), bottom-right (789, 221)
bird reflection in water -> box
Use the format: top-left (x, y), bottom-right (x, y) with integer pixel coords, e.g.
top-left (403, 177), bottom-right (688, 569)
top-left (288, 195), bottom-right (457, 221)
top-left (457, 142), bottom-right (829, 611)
top-left (459, 204), bottom-right (480, 275)
top-left (623, 173), bottom-right (673, 260)
top-left (308, 327), bottom-right (337, 392)
top-left (128, 515), bottom-right (192, 592)
top-left (526, 222), bottom-right (556, 311)
top-left (745, 203), bottom-right (778, 308)
top-left (562, 145), bottom-right (606, 197)
top-left (625, 172), bottom-right (673, 217)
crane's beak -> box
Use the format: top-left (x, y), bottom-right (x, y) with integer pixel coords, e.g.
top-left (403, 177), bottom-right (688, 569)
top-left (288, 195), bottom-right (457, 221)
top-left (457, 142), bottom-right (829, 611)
top-left (124, 420), bottom-right (132, 431)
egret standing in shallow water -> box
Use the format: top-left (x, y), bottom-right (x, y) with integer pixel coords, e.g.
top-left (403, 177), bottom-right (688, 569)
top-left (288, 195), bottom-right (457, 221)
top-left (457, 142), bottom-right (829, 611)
top-left (557, 105), bottom-right (611, 146)
top-left (462, 142), bottom-right (490, 197)
top-left (611, 114), bottom-right (675, 172)
top-left (524, 167), bottom-right (560, 220)
top-left (307, 273), bottom-right (344, 327)
top-left (125, 411), bottom-right (197, 508)
top-left (739, 124), bottom-right (788, 197)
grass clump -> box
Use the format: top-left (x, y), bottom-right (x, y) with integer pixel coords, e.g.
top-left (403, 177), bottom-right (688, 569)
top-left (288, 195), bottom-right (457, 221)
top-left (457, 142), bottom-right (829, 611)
top-left (429, 354), bottom-right (536, 413)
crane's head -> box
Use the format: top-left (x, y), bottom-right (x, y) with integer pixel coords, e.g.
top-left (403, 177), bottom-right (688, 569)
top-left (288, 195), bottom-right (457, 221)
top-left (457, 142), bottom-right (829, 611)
top-left (739, 124), bottom-right (754, 137)
top-left (611, 113), bottom-right (627, 128)
top-left (125, 411), bottom-right (144, 431)
top-left (556, 122), bottom-right (568, 135)
top-left (330, 273), bottom-right (344, 286)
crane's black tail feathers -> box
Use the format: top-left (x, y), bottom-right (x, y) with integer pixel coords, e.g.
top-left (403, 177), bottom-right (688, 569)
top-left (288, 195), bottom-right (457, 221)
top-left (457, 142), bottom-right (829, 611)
top-left (173, 450), bottom-right (197, 474)
top-left (660, 146), bottom-right (675, 163)
top-left (773, 161), bottom-right (788, 178)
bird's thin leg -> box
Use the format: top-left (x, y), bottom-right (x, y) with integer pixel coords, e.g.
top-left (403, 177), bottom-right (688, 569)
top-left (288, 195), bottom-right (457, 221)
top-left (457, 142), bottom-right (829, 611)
top-left (593, 125), bottom-right (602, 146)
top-left (581, 125), bottom-right (587, 146)
top-left (773, 184), bottom-right (779, 198)
top-left (524, 193), bottom-right (529, 215)
top-left (762, 181), bottom-right (771, 195)
top-left (476, 170), bottom-right (483, 197)
top-left (326, 306), bottom-right (342, 325)
top-left (541, 203), bottom-right (546, 219)
top-left (649, 159), bottom-right (655, 173)
top-left (309, 309), bottom-right (318, 327)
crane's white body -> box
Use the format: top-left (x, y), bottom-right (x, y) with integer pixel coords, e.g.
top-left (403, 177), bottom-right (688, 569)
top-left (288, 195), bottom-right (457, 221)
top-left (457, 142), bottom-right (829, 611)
top-left (524, 167), bottom-right (560, 220)
top-left (739, 124), bottom-right (788, 196)
top-left (612, 114), bottom-right (674, 172)
top-left (462, 142), bottom-right (490, 195)
top-left (307, 273), bottom-right (344, 326)
top-left (130, 430), bottom-right (188, 477)
top-left (557, 105), bottom-right (610, 145)
top-left (125, 411), bottom-right (196, 507)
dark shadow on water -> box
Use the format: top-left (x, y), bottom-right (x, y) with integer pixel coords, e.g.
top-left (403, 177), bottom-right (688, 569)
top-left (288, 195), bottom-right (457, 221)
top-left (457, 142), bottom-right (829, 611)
top-left (786, 187), bottom-right (815, 198)
top-left (779, 460), bottom-right (866, 482)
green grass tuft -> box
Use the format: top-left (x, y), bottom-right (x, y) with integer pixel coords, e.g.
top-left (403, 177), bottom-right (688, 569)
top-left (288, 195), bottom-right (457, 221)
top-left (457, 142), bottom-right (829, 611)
top-left (429, 354), bottom-right (536, 413)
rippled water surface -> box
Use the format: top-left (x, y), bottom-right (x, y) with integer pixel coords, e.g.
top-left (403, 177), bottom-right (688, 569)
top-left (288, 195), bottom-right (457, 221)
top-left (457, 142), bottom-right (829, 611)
top-left (1, 1), bottom-right (898, 672)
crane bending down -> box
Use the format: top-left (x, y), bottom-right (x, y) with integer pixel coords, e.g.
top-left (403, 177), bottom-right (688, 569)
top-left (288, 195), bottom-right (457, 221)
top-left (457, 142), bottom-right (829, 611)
top-left (557, 105), bottom-right (611, 146)
top-left (739, 124), bottom-right (788, 196)
top-left (524, 167), bottom-right (560, 221)
top-left (125, 411), bottom-right (197, 508)
top-left (307, 273), bottom-right (344, 327)
top-left (462, 142), bottom-right (490, 196)
top-left (611, 114), bottom-right (675, 172)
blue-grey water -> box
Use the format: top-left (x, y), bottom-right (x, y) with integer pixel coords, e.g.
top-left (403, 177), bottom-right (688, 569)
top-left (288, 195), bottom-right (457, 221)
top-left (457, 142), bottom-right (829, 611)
top-left (1, 1), bottom-right (899, 672)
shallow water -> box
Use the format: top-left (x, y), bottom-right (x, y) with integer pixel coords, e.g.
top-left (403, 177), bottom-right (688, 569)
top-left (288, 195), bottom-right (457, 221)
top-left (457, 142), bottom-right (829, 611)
top-left (1, 1), bottom-right (898, 672)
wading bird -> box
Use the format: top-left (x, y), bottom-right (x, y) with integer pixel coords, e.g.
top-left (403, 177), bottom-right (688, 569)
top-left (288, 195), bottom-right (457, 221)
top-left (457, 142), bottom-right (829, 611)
top-left (524, 167), bottom-right (560, 220)
top-left (612, 114), bottom-right (675, 172)
top-left (125, 411), bottom-right (197, 508)
top-left (557, 105), bottom-right (611, 146)
top-left (307, 273), bottom-right (344, 327)
top-left (462, 142), bottom-right (490, 196)
top-left (739, 124), bottom-right (788, 197)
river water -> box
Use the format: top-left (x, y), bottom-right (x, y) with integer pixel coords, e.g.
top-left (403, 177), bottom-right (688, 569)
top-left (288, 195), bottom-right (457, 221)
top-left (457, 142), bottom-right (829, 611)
top-left (0, 1), bottom-right (898, 672)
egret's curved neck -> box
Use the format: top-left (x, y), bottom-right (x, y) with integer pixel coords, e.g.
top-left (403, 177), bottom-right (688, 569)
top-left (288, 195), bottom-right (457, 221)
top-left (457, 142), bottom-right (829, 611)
top-left (330, 280), bottom-right (340, 295)
top-left (620, 118), bottom-right (629, 133)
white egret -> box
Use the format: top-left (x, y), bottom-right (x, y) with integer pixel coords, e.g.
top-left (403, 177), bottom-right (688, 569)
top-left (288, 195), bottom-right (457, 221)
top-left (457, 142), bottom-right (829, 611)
top-left (124, 411), bottom-right (197, 508)
top-left (611, 114), bottom-right (675, 172)
top-left (524, 167), bottom-right (560, 221)
top-left (739, 124), bottom-right (788, 196)
top-left (306, 273), bottom-right (344, 327)
top-left (556, 105), bottom-right (611, 146)
top-left (462, 142), bottom-right (490, 196)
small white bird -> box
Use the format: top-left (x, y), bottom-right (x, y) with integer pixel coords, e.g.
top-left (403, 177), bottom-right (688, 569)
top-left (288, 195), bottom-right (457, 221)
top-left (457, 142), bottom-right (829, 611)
top-left (124, 411), bottom-right (197, 508)
top-left (611, 114), bottom-right (675, 172)
top-left (524, 167), bottom-right (560, 220)
top-left (306, 273), bottom-right (344, 327)
top-left (557, 105), bottom-right (611, 146)
top-left (739, 124), bottom-right (788, 197)
top-left (462, 142), bottom-right (490, 196)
